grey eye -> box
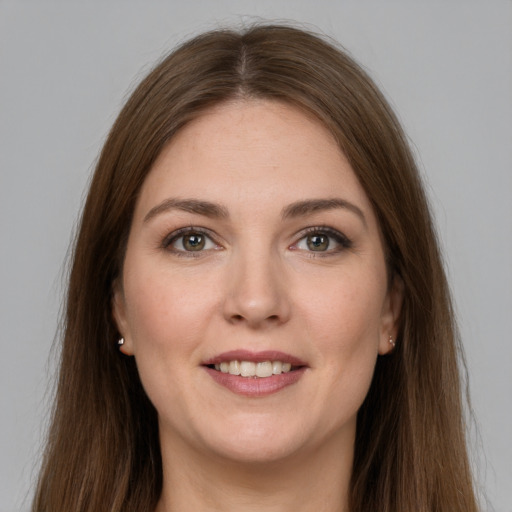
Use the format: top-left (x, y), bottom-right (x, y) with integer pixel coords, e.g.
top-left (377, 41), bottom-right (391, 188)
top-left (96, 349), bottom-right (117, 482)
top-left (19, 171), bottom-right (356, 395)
top-left (170, 232), bottom-right (216, 252)
top-left (182, 233), bottom-right (206, 251)
top-left (306, 234), bottom-right (329, 251)
top-left (294, 228), bottom-right (352, 254)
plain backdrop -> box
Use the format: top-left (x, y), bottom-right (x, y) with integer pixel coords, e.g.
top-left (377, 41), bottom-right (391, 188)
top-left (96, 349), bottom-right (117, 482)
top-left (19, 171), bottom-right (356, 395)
top-left (1, 1), bottom-right (511, 511)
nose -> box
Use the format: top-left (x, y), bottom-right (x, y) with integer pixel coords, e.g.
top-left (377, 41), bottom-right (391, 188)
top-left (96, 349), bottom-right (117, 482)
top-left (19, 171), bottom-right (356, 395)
top-left (222, 248), bottom-right (291, 329)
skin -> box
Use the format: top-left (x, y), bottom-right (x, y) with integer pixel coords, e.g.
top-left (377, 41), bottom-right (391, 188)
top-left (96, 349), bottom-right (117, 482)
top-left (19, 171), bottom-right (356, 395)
top-left (113, 100), bottom-right (402, 512)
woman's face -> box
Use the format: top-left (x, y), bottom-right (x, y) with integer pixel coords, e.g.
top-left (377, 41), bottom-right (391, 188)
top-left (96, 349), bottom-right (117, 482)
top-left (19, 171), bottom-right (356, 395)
top-left (114, 100), bottom-right (401, 464)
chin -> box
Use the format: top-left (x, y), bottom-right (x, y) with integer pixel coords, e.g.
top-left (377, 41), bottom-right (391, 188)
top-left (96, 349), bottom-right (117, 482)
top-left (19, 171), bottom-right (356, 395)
top-left (209, 438), bottom-right (303, 465)
top-left (195, 413), bottom-right (318, 465)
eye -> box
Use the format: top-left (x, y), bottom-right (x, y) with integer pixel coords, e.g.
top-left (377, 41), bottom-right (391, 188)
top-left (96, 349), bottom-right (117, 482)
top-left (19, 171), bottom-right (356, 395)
top-left (305, 233), bottom-right (330, 251)
top-left (164, 229), bottom-right (219, 254)
top-left (293, 227), bottom-right (352, 254)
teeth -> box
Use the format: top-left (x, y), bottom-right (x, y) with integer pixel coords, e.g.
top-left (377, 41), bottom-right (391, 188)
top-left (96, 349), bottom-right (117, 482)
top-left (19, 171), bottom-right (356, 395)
top-left (240, 361), bottom-right (256, 377)
top-left (229, 360), bottom-right (241, 375)
top-left (256, 361), bottom-right (273, 377)
top-left (212, 360), bottom-right (296, 378)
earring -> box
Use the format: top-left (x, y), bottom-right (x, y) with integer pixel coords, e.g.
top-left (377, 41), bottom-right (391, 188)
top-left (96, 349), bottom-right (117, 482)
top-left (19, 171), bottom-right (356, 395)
top-left (388, 335), bottom-right (396, 348)
top-left (118, 337), bottom-right (124, 346)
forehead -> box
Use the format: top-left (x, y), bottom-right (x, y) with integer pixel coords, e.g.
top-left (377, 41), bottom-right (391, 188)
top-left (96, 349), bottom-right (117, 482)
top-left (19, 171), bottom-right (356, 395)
top-left (135, 99), bottom-right (374, 221)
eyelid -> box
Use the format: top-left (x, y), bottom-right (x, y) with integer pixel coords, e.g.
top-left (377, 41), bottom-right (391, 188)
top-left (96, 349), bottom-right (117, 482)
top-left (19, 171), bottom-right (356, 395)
top-left (162, 226), bottom-right (222, 254)
top-left (290, 226), bottom-right (353, 254)
top-left (161, 225), bottom-right (351, 256)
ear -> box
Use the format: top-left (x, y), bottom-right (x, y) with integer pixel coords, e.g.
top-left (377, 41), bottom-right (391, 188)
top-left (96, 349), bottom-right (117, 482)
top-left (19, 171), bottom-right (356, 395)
top-left (112, 279), bottom-right (134, 356)
top-left (378, 274), bottom-right (404, 355)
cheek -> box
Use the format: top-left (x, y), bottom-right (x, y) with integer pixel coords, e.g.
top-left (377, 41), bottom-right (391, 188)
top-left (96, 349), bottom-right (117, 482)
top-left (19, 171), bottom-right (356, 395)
top-left (301, 270), bottom-right (386, 346)
top-left (121, 267), bottom-right (212, 411)
top-left (298, 267), bottom-right (386, 396)
top-left (123, 263), bottom-right (215, 356)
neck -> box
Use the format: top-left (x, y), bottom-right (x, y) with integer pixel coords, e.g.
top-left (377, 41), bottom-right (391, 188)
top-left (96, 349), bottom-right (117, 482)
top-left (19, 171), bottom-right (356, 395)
top-left (155, 429), bottom-right (353, 512)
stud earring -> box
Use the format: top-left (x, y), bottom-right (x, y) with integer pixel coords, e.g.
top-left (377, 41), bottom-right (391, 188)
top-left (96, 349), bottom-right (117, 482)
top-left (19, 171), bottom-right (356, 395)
top-left (388, 335), bottom-right (395, 348)
top-left (118, 337), bottom-right (124, 346)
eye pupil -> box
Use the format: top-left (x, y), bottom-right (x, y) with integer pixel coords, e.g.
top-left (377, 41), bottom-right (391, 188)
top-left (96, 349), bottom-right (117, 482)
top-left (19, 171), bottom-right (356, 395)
top-left (307, 234), bottom-right (329, 251)
top-left (183, 234), bottom-right (205, 251)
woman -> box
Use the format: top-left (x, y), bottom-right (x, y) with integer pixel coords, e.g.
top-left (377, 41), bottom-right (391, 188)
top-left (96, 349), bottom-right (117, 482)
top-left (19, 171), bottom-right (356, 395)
top-left (33, 25), bottom-right (479, 511)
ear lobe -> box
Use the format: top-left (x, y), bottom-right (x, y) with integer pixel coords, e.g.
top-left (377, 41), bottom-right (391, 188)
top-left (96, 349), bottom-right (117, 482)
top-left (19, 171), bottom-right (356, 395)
top-left (378, 274), bottom-right (404, 355)
top-left (112, 280), bottom-right (134, 356)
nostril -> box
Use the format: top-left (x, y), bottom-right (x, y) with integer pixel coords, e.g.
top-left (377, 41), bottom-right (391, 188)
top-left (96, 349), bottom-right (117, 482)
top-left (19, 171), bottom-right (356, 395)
top-left (230, 313), bottom-right (281, 324)
top-left (223, 285), bottom-right (291, 326)
top-left (229, 314), bottom-right (281, 324)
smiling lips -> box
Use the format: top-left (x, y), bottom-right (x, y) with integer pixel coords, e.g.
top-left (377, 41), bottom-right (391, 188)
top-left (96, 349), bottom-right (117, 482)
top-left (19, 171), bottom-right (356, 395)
top-left (215, 360), bottom-right (293, 377)
top-left (203, 350), bottom-right (307, 397)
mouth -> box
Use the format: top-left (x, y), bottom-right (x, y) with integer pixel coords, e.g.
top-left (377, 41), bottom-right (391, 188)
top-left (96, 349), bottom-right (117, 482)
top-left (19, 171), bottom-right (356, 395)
top-left (206, 360), bottom-right (300, 378)
top-left (202, 350), bottom-right (307, 396)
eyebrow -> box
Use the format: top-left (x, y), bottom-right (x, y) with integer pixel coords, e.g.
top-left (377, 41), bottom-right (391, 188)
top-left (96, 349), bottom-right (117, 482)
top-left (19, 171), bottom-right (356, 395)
top-left (143, 196), bottom-right (366, 226)
top-left (281, 198), bottom-right (367, 226)
top-left (143, 198), bottom-right (229, 223)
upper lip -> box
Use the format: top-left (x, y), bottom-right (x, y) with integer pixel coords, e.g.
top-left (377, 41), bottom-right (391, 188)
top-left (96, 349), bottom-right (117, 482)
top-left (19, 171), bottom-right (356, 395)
top-left (202, 350), bottom-right (307, 367)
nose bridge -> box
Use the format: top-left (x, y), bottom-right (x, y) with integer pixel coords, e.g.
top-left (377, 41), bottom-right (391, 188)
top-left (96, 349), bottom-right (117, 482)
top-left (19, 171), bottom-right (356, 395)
top-left (223, 240), bottom-right (290, 327)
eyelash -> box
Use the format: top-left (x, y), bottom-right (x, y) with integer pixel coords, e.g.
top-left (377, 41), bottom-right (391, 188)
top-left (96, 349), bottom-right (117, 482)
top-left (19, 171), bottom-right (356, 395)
top-left (161, 227), bottom-right (220, 257)
top-left (161, 226), bottom-right (352, 257)
top-left (292, 226), bottom-right (353, 256)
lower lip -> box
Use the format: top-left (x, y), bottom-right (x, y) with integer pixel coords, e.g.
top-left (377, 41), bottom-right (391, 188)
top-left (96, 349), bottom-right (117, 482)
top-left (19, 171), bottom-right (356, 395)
top-left (204, 367), bottom-right (306, 397)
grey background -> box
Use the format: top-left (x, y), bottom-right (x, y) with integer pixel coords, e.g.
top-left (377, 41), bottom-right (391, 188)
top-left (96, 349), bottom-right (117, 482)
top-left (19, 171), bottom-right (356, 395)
top-left (1, 1), bottom-right (511, 511)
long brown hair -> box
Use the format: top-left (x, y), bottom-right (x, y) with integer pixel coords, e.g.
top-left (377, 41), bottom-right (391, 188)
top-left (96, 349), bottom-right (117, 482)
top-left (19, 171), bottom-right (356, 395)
top-left (33, 25), bottom-right (479, 511)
